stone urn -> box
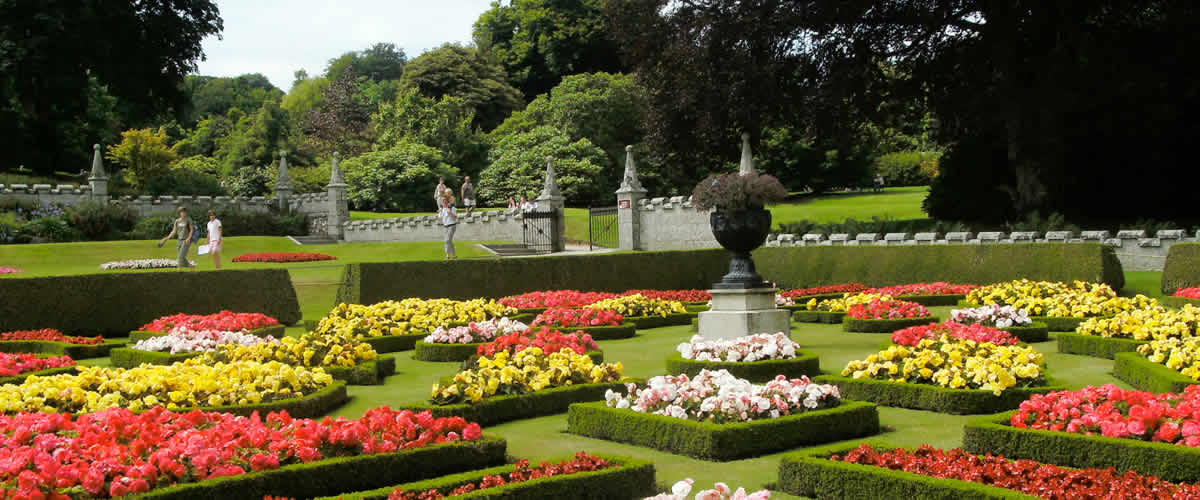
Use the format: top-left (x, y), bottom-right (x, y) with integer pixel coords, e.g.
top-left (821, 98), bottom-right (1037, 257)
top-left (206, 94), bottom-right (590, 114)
top-left (710, 208), bottom-right (772, 289)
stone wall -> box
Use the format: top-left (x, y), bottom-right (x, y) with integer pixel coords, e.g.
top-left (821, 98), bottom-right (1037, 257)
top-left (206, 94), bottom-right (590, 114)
top-left (0, 183), bottom-right (272, 217)
top-left (635, 196), bottom-right (719, 251)
top-left (341, 208), bottom-right (529, 243)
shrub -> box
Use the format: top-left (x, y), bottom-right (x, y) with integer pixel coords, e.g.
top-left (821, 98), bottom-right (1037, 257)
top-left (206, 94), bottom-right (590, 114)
top-left (67, 200), bottom-right (137, 240)
top-left (691, 172), bottom-right (788, 211)
top-left (478, 126), bottom-right (609, 206)
top-left (342, 142), bottom-right (460, 212)
top-left (1164, 243), bottom-right (1200, 294)
top-left (873, 151), bottom-right (940, 186)
top-left (144, 165), bottom-right (226, 196)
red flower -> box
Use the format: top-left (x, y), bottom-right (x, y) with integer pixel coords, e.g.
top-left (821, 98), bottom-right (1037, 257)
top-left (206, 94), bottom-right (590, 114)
top-left (781, 283), bottom-right (871, 298)
top-left (869, 282), bottom-right (979, 297)
top-left (0, 352), bottom-right (76, 376)
top-left (621, 289), bottom-right (712, 302)
top-left (388, 452), bottom-right (615, 500)
top-left (139, 311), bottom-right (280, 333)
top-left (0, 329), bottom-right (104, 345)
top-left (891, 321), bottom-right (1018, 346)
top-left (1012, 384), bottom-right (1200, 448)
top-left (477, 327), bottom-right (599, 358)
top-left (498, 290), bottom-right (620, 309)
top-left (531, 308), bottom-right (624, 328)
top-left (846, 298), bottom-right (931, 320)
top-left (230, 252), bottom-right (336, 263)
top-left (1176, 287), bottom-right (1200, 299)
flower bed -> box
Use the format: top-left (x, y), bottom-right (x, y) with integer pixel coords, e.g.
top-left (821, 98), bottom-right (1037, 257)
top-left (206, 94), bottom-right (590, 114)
top-left (533, 308), bottom-right (624, 328)
top-left (779, 440), bottom-right (1200, 500)
top-left (951, 304), bottom-right (1032, 328)
top-left (499, 290), bottom-right (619, 309)
top-left (667, 333), bottom-right (819, 380)
top-left (605, 370), bottom-right (842, 422)
top-left (1114, 350), bottom-right (1200, 394)
top-left (780, 283), bottom-right (871, 298)
top-left (665, 351), bottom-right (820, 382)
top-left (551, 322), bottom-right (637, 340)
top-left (795, 293), bottom-right (887, 323)
top-left (622, 289), bottom-right (712, 303)
top-left (0, 405), bottom-right (506, 500)
top-left (869, 282), bottom-right (978, 306)
top-left (842, 316), bottom-right (940, 334)
top-left (645, 479), bottom-right (771, 500)
top-left (318, 453), bottom-right (656, 500)
top-left (415, 318), bottom-right (531, 362)
top-left (1061, 306), bottom-right (1200, 358)
top-left (0, 267), bottom-right (23, 274)
top-left (0, 352), bottom-right (76, 384)
top-left (135, 327), bottom-right (276, 353)
top-left (232, 252), bottom-right (337, 263)
top-left (477, 327), bottom-right (599, 358)
top-left (1179, 287), bottom-right (1200, 299)
top-left (139, 310), bottom-right (282, 334)
top-left (0, 328), bottom-right (122, 358)
top-left (588, 294), bottom-right (688, 318)
top-left (624, 312), bottom-right (697, 329)
top-left (791, 310), bottom-right (846, 324)
top-left (1055, 332), bottom-right (1147, 359)
top-left (966, 279), bottom-right (1157, 318)
top-left (1168, 287), bottom-right (1200, 308)
top-left (316, 299), bottom-right (516, 353)
top-left (841, 298), bottom-right (936, 333)
top-left (891, 321), bottom-right (1020, 347)
top-left (100, 258), bottom-right (195, 270)
top-left (0, 327), bottom-right (104, 344)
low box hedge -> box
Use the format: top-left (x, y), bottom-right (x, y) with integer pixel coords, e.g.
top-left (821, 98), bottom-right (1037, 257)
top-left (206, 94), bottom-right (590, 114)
top-left (901, 294), bottom-right (966, 307)
top-left (517, 307), bottom-right (548, 316)
top-left (793, 310), bottom-right (846, 324)
top-left (685, 304), bottom-right (710, 313)
top-left (786, 293), bottom-right (847, 304)
top-left (398, 380), bottom-right (637, 427)
top-left (999, 322), bottom-right (1049, 343)
top-left (626, 313), bottom-right (696, 330)
top-left (963, 410), bottom-right (1200, 483)
top-left (180, 380), bottom-right (349, 419)
top-left (811, 374), bottom-right (1067, 415)
top-left (1163, 296), bottom-right (1200, 309)
top-left (109, 347), bottom-right (201, 368)
top-left (316, 454), bottom-right (657, 500)
top-left (0, 338), bottom-right (124, 359)
top-left (1055, 332), bottom-right (1147, 359)
top-left (322, 355), bottom-right (397, 385)
top-left (0, 365), bottom-right (78, 385)
top-left (567, 400), bottom-right (879, 461)
top-left (1113, 352), bottom-right (1200, 393)
top-left (778, 440), bottom-right (1036, 499)
top-left (1162, 243), bottom-right (1200, 294)
top-left (128, 324), bottom-right (287, 343)
top-left (360, 333), bottom-right (426, 353)
top-left (663, 351), bottom-right (821, 381)
top-left (140, 435), bottom-right (508, 500)
top-left (414, 341), bottom-right (604, 364)
top-left (842, 316), bottom-right (941, 333)
top-left (1029, 315), bottom-right (1095, 332)
top-left (552, 322), bottom-right (636, 340)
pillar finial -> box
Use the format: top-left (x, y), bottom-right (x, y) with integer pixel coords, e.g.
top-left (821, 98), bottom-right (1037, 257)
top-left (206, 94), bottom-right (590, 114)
top-left (617, 144), bottom-right (645, 193)
top-left (738, 133), bottom-right (755, 176)
top-left (538, 156), bottom-right (562, 200)
top-left (329, 152), bottom-right (346, 186)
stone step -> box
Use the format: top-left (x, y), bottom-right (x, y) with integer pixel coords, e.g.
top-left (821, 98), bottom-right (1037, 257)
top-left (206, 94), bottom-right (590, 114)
top-left (289, 236), bottom-right (339, 245)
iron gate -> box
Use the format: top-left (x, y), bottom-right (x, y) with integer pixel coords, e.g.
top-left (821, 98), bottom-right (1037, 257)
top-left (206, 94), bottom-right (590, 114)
top-left (521, 210), bottom-right (555, 254)
top-left (588, 206), bottom-right (618, 250)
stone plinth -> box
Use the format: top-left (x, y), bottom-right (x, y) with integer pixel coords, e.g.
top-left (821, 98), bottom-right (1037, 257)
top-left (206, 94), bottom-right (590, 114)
top-left (698, 288), bottom-right (790, 341)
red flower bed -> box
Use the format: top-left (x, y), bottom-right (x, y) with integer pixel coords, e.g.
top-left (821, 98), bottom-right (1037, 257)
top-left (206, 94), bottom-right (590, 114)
top-left (0, 328), bottom-right (104, 345)
top-left (140, 311), bottom-right (280, 333)
top-left (868, 282), bottom-right (979, 297)
top-left (1176, 287), bottom-right (1200, 299)
top-left (532, 308), bottom-right (624, 328)
top-left (388, 452), bottom-right (615, 499)
top-left (621, 289), bottom-right (712, 302)
top-left (0, 267), bottom-right (23, 274)
top-left (780, 283), bottom-right (871, 298)
top-left (833, 443), bottom-right (1200, 498)
top-left (477, 327), bottom-right (599, 358)
top-left (891, 321), bottom-right (1018, 346)
top-left (0, 406), bottom-right (482, 499)
top-left (846, 299), bottom-right (931, 320)
top-left (498, 290), bottom-right (619, 309)
top-left (1013, 384), bottom-right (1200, 446)
top-left (0, 352), bottom-right (75, 376)
top-left (231, 252), bottom-right (336, 263)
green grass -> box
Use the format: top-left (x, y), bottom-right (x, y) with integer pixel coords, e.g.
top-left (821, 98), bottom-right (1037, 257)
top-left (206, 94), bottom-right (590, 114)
top-left (770, 186), bottom-right (929, 227)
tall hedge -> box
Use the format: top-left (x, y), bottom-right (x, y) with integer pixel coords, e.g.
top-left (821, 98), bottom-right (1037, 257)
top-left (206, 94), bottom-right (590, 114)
top-left (0, 269), bottom-right (301, 336)
top-left (336, 244), bottom-right (1123, 305)
top-left (1162, 242), bottom-right (1200, 294)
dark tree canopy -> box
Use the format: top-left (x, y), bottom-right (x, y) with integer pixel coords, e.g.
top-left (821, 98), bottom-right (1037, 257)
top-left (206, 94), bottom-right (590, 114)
top-left (399, 43), bottom-right (524, 131)
top-left (303, 72), bottom-right (375, 157)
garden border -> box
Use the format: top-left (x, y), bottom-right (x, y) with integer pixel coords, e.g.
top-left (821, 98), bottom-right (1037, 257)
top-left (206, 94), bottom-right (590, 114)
top-left (322, 355), bottom-right (397, 385)
top-left (360, 334), bottom-right (426, 353)
top-left (999, 322), bottom-right (1049, 343)
top-left (550, 323), bottom-right (636, 340)
top-left (811, 374), bottom-right (1067, 414)
top-left (663, 351), bottom-right (821, 381)
top-left (128, 325), bottom-right (287, 343)
top-left (1055, 332), bottom-right (1147, 359)
top-left (0, 338), bottom-right (124, 359)
top-left (398, 380), bottom-right (637, 427)
top-left (1113, 352), bottom-right (1200, 393)
top-left (842, 316), bottom-right (941, 333)
top-left (900, 294), bottom-right (966, 306)
top-left (567, 400), bottom-right (879, 461)
top-left (109, 347), bottom-right (200, 368)
top-left (0, 365), bottom-right (78, 385)
top-left (1163, 296), bottom-right (1200, 309)
top-left (180, 380), bottom-right (350, 418)
top-left (625, 313), bottom-right (696, 329)
top-left (792, 311), bottom-right (846, 324)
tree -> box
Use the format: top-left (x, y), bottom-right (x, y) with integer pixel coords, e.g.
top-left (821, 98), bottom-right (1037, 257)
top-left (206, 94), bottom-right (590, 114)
top-left (375, 88), bottom-right (489, 179)
top-left (478, 126), bottom-right (609, 205)
top-left (105, 128), bottom-right (177, 188)
top-left (342, 143), bottom-right (459, 212)
top-left (302, 72), bottom-right (374, 157)
top-left (172, 115), bottom-right (233, 158)
top-left (281, 76), bottom-right (329, 122)
top-left (399, 43), bottom-right (524, 131)
top-left (182, 74), bottom-right (284, 126)
top-left (473, 0), bottom-right (626, 100)
top-left (217, 98), bottom-right (305, 177)
top-left (326, 42), bottom-right (407, 82)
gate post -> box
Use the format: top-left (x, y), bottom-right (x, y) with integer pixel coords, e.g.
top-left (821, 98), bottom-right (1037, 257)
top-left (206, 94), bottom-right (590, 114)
top-left (326, 152), bottom-right (349, 240)
top-left (535, 156), bottom-right (566, 252)
top-left (616, 146), bottom-right (646, 251)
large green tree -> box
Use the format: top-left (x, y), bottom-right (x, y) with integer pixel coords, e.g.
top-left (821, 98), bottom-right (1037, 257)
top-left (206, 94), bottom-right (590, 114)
top-left (326, 42), bottom-right (407, 82)
top-left (302, 72), bottom-right (375, 157)
top-left (375, 88), bottom-right (489, 180)
top-left (181, 73), bottom-right (283, 127)
top-left (399, 43), bottom-right (524, 131)
top-left (478, 125), bottom-right (609, 205)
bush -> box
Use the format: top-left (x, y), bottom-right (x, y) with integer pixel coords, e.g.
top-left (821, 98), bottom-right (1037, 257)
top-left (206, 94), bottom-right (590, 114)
top-left (1163, 243), bottom-right (1200, 295)
top-left (227, 165), bottom-right (276, 198)
top-left (567, 400), bottom-right (879, 461)
top-left (793, 310), bottom-right (847, 324)
top-left (1055, 333), bottom-right (1147, 359)
top-left (361, 334), bottom-right (426, 354)
top-left (873, 151), bottom-right (940, 186)
top-left (0, 339), bottom-right (124, 359)
top-left (398, 381), bottom-right (633, 427)
top-left (478, 125), bottom-right (610, 206)
top-left (343, 143), bottom-right (459, 212)
top-left (1027, 315), bottom-right (1094, 332)
top-left (998, 322), bottom-right (1049, 343)
top-left (550, 323), bottom-right (636, 341)
top-left (625, 313), bottom-right (697, 329)
top-left (843, 316), bottom-right (941, 334)
top-left (143, 166), bottom-right (226, 196)
top-left (810, 374), bottom-right (1067, 415)
top-left (1113, 352), bottom-right (1200, 394)
top-left (22, 216), bottom-right (80, 242)
top-left (67, 200), bottom-right (137, 240)
top-left (109, 347), bottom-right (201, 368)
top-left (663, 351), bottom-right (821, 382)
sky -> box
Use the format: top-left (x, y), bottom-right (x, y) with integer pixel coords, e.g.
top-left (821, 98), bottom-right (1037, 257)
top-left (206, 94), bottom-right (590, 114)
top-left (195, 0), bottom-right (496, 92)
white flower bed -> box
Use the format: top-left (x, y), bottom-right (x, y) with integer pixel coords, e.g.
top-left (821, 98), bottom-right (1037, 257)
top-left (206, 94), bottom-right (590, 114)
top-left (423, 317), bottom-right (529, 344)
top-left (604, 369), bottom-right (840, 423)
top-left (132, 326), bottom-right (278, 354)
top-left (100, 259), bottom-right (195, 270)
top-left (950, 304), bottom-right (1032, 328)
top-left (677, 333), bottom-right (799, 362)
top-left (645, 479), bottom-right (770, 500)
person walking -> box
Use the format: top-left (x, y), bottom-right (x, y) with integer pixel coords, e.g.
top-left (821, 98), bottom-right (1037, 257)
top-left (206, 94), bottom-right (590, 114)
top-left (159, 206), bottom-right (196, 269)
top-left (460, 176), bottom-right (476, 215)
top-left (873, 174), bottom-right (885, 193)
top-left (434, 176), bottom-right (448, 210)
top-left (440, 191), bottom-right (458, 260)
top-left (205, 210), bottom-right (223, 269)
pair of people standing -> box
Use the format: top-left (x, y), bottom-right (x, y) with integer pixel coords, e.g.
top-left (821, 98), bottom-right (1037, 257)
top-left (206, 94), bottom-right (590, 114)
top-left (434, 176), bottom-right (475, 214)
top-left (434, 177), bottom-right (461, 260)
top-left (159, 207), bottom-right (223, 269)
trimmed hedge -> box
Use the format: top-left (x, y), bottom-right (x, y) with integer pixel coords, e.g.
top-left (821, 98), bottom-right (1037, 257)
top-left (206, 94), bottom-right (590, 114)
top-left (811, 374), bottom-right (1067, 415)
top-left (552, 323), bottom-right (636, 340)
top-left (901, 294), bottom-right (966, 306)
top-left (0, 338), bottom-right (124, 359)
top-left (414, 341), bottom-right (604, 364)
top-left (842, 316), bottom-right (941, 333)
top-left (999, 322), bottom-right (1049, 343)
top-left (1113, 352), bottom-right (1200, 393)
top-left (316, 454), bottom-right (657, 500)
top-left (663, 351), bottom-right (820, 381)
top-left (0, 269), bottom-right (302, 336)
top-left (1162, 242), bottom-right (1200, 294)
top-left (1029, 315), bottom-right (1111, 332)
top-left (322, 355), bottom-right (397, 385)
top-left (778, 440), bottom-right (1036, 500)
top-left (963, 410), bottom-right (1200, 483)
top-left (793, 310), bottom-right (846, 324)
top-left (109, 347), bottom-right (201, 368)
top-left (1163, 296), bottom-right (1200, 309)
top-left (517, 307), bottom-right (548, 316)
top-left (182, 380), bottom-right (349, 418)
top-left (0, 366), bottom-right (77, 385)
top-left (685, 304), bottom-right (710, 313)
top-left (1055, 332), bottom-right (1147, 359)
top-left (567, 400), bottom-right (879, 461)
top-left (398, 380), bottom-right (637, 427)
top-left (626, 313), bottom-right (696, 330)
top-left (787, 293), bottom-right (847, 304)
top-left (128, 325), bottom-right (287, 343)
top-left (140, 435), bottom-right (508, 500)
top-left (361, 334), bottom-right (426, 353)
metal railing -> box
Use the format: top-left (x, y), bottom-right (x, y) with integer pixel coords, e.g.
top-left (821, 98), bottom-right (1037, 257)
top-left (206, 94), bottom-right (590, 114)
top-left (588, 206), bottom-right (619, 251)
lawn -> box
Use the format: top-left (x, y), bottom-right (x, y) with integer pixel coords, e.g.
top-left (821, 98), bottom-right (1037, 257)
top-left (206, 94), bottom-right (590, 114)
top-left (770, 186), bottom-right (930, 226)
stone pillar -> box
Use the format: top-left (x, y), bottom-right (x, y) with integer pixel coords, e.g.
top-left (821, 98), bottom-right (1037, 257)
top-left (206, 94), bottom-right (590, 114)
top-left (616, 145), bottom-right (647, 251)
top-left (326, 152), bottom-right (349, 240)
top-left (275, 151), bottom-right (293, 213)
top-left (535, 156), bottom-right (566, 252)
top-left (87, 144), bottom-right (108, 200)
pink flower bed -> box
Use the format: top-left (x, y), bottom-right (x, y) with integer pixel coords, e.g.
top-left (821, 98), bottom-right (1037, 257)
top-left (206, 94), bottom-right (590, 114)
top-left (868, 282), bottom-right (978, 297)
top-left (1177, 287), bottom-right (1200, 300)
top-left (140, 311), bottom-right (280, 333)
top-left (846, 298), bottom-right (931, 320)
top-left (780, 283), bottom-right (870, 298)
top-left (0, 352), bottom-right (75, 377)
top-left (498, 290), bottom-right (620, 309)
top-left (891, 321), bottom-right (1019, 347)
top-left (1013, 384), bottom-right (1200, 446)
top-left (0, 267), bottom-right (23, 274)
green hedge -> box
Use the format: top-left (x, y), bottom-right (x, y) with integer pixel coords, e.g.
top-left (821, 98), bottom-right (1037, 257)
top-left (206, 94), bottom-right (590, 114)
top-left (109, 347), bottom-right (201, 368)
top-left (778, 440), bottom-right (1036, 500)
top-left (361, 334), bottom-right (426, 353)
top-left (811, 374), bottom-right (1067, 415)
top-left (1113, 352), bottom-right (1200, 393)
top-left (322, 355), bottom-right (397, 385)
top-left (316, 454), bottom-right (656, 500)
top-left (842, 316), bottom-right (941, 333)
top-left (336, 244), bottom-right (1122, 305)
top-left (517, 307), bottom-right (548, 316)
top-left (398, 380), bottom-right (636, 427)
top-left (793, 311), bottom-right (846, 324)
top-left (0, 366), bottom-right (77, 385)
top-left (1163, 296), bottom-right (1200, 309)
top-left (901, 294), bottom-right (966, 306)
top-left (626, 313), bottom-right (696, 330)
top-left (552, 323), bottom-right (636, 340)
top-left (179, 380), bottom-right (349, 418)
top-left (0, 338), bottom-right (124, 359)
top-left (0, 269), bottom-right (301, 336)
top-left (963, 410), bottom-right (1200, 483)
top-left (414, 341), bottom-right (604, 364)
top-left (1055, 333), bottom-right (1147, 359)
top-left (1162, 242), bottom-right (1200, 294)
top-left (140, 435), bottom-right (507, 500)
top-left (663, 351), bottom-right (820, 381)
top-left (128, 325), bottom-right (287, 343)
top-left (1028, 315), bottom-right (1095, 332)
top-left (567, 400), bottom-right (879, 461)
top-left (999, 322), bottom-right (1049, 343)
top-left (786, 293), bottom-right (848, 304)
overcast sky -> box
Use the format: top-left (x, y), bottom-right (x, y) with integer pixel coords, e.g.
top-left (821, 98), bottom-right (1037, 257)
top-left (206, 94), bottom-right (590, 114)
top-left (194, 0), bottom-right (495, 92)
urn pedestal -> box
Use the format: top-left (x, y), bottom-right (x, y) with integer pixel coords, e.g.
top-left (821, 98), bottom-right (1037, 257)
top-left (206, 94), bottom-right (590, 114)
top-left (698, 208), bottom-right (789, 340)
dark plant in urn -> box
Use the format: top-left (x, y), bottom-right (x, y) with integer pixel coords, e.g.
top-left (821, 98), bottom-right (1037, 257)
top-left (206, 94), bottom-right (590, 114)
top-left (692, 159), bottom-right (788, 289)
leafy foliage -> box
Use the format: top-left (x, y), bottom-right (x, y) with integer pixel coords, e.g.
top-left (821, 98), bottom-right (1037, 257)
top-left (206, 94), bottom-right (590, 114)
top-left (303, 72), bottom-right (375, 157)
top-left (182, 74), bottom-right (284, 127)
top-left (375, 88), bottom-right (489, 179)
top-left (326, 42), bottom-right (407, 82)
top-left (342, 142), bottom-right (460, 212)
top-left (478, 126), bottom-right (608, 205)
top-left (105, 128), bottom-right (178, 189)
top-left (399, 44), bottom-right (524, 131)
top-left (691, 173), bottom-right (788, 211)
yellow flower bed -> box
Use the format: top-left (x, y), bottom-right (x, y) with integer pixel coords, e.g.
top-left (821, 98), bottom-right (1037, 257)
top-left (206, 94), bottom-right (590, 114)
top-left (1078, 305), bottom-right (1200, 340)
top-left (204, 330), bottom-right (377, 367)
top-left (807, 293), bottom-right (891, 312)
top-left (1138, 337), bottom-right (1200, 380)
top-left (841, 335), bottom-right (1046, 395)
top-left (965, 279), bottom-right (1155, 317)
top-left (430, 347), bottom-right (624, 405)
top-left (317, 298), bottom-right (517, 338)
top-left (587, 294), bottom-right (687, 318)
top-left (0, 360), bottom-right (334, 413)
